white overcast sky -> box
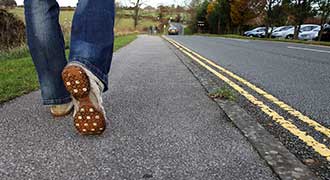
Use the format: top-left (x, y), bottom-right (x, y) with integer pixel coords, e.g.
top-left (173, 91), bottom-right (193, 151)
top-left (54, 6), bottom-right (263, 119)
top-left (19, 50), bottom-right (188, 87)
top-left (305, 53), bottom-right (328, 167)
top-left (15, 0), bottom-right (188, 7)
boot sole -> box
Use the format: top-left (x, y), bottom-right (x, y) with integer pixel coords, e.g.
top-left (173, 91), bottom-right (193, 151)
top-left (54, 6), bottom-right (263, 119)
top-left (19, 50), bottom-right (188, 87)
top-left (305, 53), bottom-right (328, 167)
top-left (62, 65), bottom-right (106, 135)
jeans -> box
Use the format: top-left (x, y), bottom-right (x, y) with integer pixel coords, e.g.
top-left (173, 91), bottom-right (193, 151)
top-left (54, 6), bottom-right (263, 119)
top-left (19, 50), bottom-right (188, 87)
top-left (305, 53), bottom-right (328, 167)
top-left (24, 0), bottom-right (115, 105)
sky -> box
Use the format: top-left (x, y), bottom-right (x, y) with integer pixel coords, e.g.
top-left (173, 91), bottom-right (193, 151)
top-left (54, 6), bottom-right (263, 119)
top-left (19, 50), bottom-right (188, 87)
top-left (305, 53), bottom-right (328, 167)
top-left (15, 0), bottom-right (188, 7)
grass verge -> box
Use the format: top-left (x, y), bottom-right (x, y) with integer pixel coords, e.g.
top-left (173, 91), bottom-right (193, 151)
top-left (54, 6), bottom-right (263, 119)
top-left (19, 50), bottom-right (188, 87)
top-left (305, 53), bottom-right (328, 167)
top-left (196, 33), bottom-right (330, 47)
top-left (0, 34), bottom-right (137, 104)
top-left (114, 34), bottom-right (138, 51)
top-left (0, 46), bottom-right (30, 61)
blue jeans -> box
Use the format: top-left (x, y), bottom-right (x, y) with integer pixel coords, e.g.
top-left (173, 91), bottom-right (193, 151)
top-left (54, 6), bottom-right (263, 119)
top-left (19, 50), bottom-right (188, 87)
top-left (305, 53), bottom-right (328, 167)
top-left (24, 0), bottom-right (115, 105)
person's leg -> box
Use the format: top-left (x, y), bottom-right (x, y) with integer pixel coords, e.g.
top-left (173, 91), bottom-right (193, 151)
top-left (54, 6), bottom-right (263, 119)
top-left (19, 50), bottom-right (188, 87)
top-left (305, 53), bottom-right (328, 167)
top-left (69, 0), bottom-right (115, 92)
top-left (24, 0), bottom-right (71, 105)
top-left (62, 0), bottom-right (115, 135)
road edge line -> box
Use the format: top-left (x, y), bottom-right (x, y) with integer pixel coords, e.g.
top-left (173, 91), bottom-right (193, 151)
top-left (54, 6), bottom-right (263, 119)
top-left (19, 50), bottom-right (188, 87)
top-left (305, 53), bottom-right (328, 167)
top-left (168, 36), bottom-right (330, 138)
top-left (163, 36), bottom-right (320, 180)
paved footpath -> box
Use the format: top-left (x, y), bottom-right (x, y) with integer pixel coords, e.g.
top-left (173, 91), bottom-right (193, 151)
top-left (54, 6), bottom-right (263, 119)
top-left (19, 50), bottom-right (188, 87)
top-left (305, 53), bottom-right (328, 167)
top-left (0, 35), bottom-right (277, 180)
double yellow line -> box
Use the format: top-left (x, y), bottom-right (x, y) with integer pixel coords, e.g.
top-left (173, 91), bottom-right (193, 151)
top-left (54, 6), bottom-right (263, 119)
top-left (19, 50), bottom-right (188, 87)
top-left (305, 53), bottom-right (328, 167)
top-left (163, 36), bottom-right (330, 160)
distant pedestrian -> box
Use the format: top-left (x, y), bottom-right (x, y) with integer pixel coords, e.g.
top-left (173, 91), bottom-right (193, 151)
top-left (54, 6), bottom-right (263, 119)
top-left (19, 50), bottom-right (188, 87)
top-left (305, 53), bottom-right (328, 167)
top-left (24, 0), bottom-right (115, 135)
top-left (152, 25), bottom-right (155, 35)
top-left (149, 26), bottom-right (153, 35)
top-left (155, 26), bottom-right (159, 34)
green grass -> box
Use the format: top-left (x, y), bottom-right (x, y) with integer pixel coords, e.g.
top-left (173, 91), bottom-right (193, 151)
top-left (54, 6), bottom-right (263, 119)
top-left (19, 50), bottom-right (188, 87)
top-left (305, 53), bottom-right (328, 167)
top-left (0, 34), bottom-right (137, 104)
top-left (197, 33), bottom-right (330, 47)
top-left (114, 34), bottom-right (138, 51)
top-left (0, 56), bottom-right (38, 103)
top-left (0, 46), bottom-right (30, 61)
top-left (208, 86), bottom-right (236, 101)
top-left (9, 7), bottom-right (159, 33)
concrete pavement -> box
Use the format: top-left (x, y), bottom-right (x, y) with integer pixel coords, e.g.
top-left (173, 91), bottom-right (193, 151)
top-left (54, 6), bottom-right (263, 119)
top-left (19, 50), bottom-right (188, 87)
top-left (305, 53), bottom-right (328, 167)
top-left (0, 35), bottom-right (277, 179)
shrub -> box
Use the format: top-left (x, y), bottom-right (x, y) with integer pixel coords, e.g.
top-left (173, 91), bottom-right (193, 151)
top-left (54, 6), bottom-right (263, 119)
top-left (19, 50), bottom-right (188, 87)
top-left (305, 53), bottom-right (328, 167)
top-left (0, 0), bottom-right (17, 8)
top-left (0, 9), bottom-right (26, 51)
top-left (184, 26), bottom-right (193, 35)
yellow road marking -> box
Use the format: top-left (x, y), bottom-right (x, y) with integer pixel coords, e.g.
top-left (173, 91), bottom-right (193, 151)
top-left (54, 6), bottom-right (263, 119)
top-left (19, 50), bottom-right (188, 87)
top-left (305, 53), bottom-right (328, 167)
top-left (163, 36), bottom-right (330, 160)
top-left (165, 36), bottom-right (330, 138)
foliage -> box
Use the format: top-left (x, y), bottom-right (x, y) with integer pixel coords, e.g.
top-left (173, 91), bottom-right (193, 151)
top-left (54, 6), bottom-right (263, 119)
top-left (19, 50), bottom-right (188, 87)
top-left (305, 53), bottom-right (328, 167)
top-left (196, 0), bottom-right (209, 22)
top-left (316, 0), bottom-right (330, 23)
top-left (188, 0), bottom-right (209, 33)
top-left (315, 0), bottom-right (330, 40)
top-left (271, 3), bottom-right (290, 26)
top-left (184, 26), bottom-right (194, 35)
top-left (208, 86), bottom-right (236, 101)
top-left (287, 0), bottom-right (317, 25)
top-left (0, 9), bottom-right (25, 51)
top-left (0, 0), bottom-right (16, 8)
top-left (207, 1), bottom-right (219, 33)
top-left (190, 0), bottom-right (328, 38)
top-left (192, 0), bottom-right (266, 34)
top-left (231, 0), bottom-right (265, 33)
top-left (217, 0), bottom-right (232, 33)
top-left (286, 0), bottom-right (317, 39)
top-left (264, 0), bottom-right (282, 37)
top-left (206, 0), bottom-right (232, 34)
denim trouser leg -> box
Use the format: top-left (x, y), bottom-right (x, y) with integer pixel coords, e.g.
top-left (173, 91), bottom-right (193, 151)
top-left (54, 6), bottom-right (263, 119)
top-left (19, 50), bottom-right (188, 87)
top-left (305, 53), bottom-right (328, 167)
top-left (69, 0), bottom-right (115, 92)
top-left (24, 0), bottom-right (71, 105)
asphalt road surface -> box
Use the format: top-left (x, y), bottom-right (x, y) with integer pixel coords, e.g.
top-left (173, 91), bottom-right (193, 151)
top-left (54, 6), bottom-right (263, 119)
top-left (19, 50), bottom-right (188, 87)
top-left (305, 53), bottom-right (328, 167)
top-left (169, 35), bottom-right (330, 127)
top-left (0, 36), bottom-right (277, 179)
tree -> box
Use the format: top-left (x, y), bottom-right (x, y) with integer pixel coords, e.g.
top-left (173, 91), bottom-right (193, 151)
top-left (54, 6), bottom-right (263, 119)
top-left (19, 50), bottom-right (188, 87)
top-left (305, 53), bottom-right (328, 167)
top-left (184, 0), bottom-right (204, 33)
top-left (196, 0), bottom-right (209, 21)
top-left (132, 0), bottom-right (141, 29)
top-left (195, 0), bottom-right (210, 32)
top-left (175, 14), bottom-right (182, 22)
top-left (287, 0), bottom-right (316, 39)
top-left (205, 0), bottom-right (231, 34)
top-left (207, 1), bottom-right (219, 33)
top-left (188, 0), bottom-right (203, 7)
top-left (265, 0), bottom-right (281, 38)
top-left (271, 2), bottom-right (290, 26)
top-left (131, 0), bottom-right (146, 29)
top-left (158, 5), bottom-right (166, 20)
top-left (217, 0), bottom-right (232, 34)
top-left (315, 0), bottom-right (330, 41)
top-left (230, 0), bottom-right (265, 33)
top-left (176, 5), bottom-right (185, 13)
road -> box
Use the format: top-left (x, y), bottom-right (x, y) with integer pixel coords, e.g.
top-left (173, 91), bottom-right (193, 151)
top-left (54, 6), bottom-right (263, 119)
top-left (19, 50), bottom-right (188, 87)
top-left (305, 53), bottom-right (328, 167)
top-left (0, 36), bottom-right (277, 179)
top-left (169, 35), bottom-right (330, 126)
top-left (166, 35), bottom-right (330, 178)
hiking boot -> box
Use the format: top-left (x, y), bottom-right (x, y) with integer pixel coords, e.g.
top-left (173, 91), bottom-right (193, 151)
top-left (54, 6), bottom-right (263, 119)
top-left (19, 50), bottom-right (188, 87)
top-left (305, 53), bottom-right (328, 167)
top-left (62, 64), bottom-right (106, 135)
top-left (50, 102), bottom-right (73, 117)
